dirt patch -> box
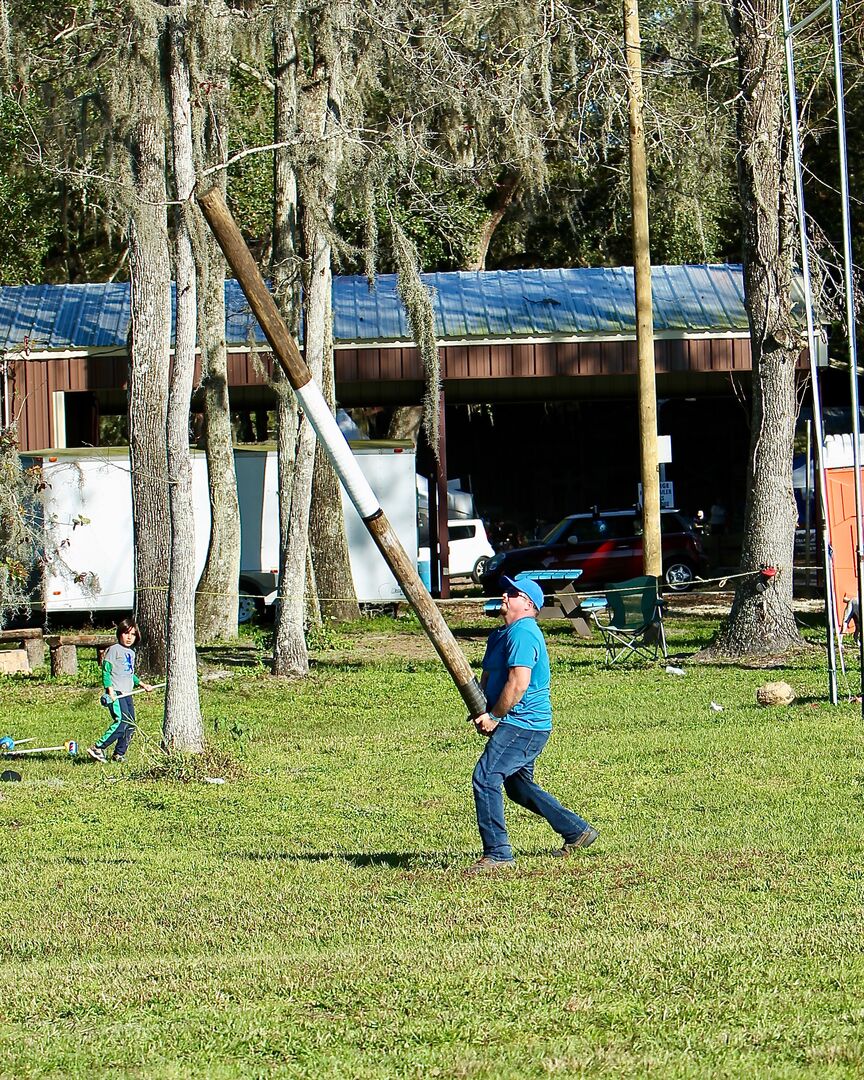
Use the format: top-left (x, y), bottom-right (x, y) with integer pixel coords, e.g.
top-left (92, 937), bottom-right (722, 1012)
top-left (312, 630), bottom-right (441, 664)
top-left (664, 590), bottom-right (823, 618)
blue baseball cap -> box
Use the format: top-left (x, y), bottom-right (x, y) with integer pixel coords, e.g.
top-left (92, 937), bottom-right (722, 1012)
top-left (500, 575), bottom-right (544, 612)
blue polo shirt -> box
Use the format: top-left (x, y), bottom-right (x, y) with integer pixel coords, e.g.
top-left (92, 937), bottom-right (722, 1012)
top-left (482, 616), bottom-right (552, 731)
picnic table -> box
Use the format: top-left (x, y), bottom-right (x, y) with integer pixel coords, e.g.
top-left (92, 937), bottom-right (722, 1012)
top-left (483, 569), bottom-right (586, 620)
top-left (45, 634), bottom-right (115, 676)
top-left (0, 627), bottom-right (46, 671)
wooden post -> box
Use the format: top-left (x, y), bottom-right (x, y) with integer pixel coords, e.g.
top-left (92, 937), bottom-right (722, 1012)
top-left (51, 645), bottom-right (78, 677)
top-left (436, 390), bottom-right (451, 600)
top-left (428, 469), bottom-right (440, 595)
top-left (624, 0), bottom-right (662, 579)
top-left (24, 637), bottom-right (45, 669)
top-left (196, 187), bottom-right (486, 718)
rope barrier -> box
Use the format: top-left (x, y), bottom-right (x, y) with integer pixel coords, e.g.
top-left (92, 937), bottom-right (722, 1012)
top-left (18, 566), bottom-right (828, 610)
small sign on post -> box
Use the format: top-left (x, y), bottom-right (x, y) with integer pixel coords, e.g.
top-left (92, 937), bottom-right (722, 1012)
top-left (638, 481), bottom-right (675, 509)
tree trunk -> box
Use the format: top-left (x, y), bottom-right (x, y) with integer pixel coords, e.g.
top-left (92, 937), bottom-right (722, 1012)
top-left (270, 7), bottom-right (311, 677)
top-left (194, 229), bottom-right (240, 641)
top-left (163, 7), bottom-right (203, 751)
top-left (387, 405), bottom-right (422, 443)
top-left (711, 0), bottom-right (802, 656)
top-left (303, 0), bottom-right (359, 625)
top-left (310, 321), bottom-right (360, 623)
top-left (463, 171), bottom-right (522, 272)
top-left (128, 114), bottom-right (171, 679)
top-left (192, 0), bottom-right (240, 644)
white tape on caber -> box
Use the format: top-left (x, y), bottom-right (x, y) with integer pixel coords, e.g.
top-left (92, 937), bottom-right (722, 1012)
top-left (295, 381), bottom-right (381, 519)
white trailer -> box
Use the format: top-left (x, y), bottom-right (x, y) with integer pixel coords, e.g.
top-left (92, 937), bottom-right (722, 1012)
top-left (235, 441), bottom-right (418, 609)
top-left (22, 447), bottom-right (212, 616)
top-left (25, 441), bottom-right (417, 619)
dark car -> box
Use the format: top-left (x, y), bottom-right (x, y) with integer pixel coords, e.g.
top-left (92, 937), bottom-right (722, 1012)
top-left (479, 509), bottom-right (707, 595)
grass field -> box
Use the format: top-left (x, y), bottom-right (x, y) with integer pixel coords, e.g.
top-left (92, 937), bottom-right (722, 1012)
top-left (1, 606), bottom-right (863, 1078)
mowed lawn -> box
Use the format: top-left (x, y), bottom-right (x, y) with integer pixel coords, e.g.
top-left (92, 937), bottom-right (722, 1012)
top-left (1, 608), bottom-right (863, 1078)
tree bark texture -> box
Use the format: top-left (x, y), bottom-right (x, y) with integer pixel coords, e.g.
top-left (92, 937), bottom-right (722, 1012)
top-left (127, 114), bottom-right (171, 679)
top-left (310, 350), bottom-right (360, 622)
top-left (164, 9), bottom-right (204, 752)
top-left (193, 227), bottom-right (240, 642)
top-left (387, 405), bottom-right (422, 443)
top-left (712, 0), bottom-right (802, 655)
top-left (302, 0), bottom-right (359, 625)
top-left (270, 7), bottom-right (312, 677)
top-left (463, 172), bottom-right (522, 272)
top-left (193, 1), bottom-right (240, 643)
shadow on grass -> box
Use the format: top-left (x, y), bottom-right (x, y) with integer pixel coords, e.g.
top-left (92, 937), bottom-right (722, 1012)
top-left (451, 627), bottom-right (494, 640)
top-left (236, 850), bottom-right (440, 868)
top-left (197, 645), bottom-right (265, 668)
top-left (233, 849), bottom-right (603, 871)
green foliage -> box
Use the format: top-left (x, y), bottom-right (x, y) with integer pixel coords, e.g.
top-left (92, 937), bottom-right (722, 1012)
top-left (0, 425), bottom-right (41, 625)
top-left (0, 92), bottom-right (59, 283)
top-left (1, 611), bottom-right (863, 1075)
top-left (336, 167), bottom-right (491, 273)
top-left (225, 65), bottom-right (276, 246)
top-left (133, 745), bottom-right (246, 783)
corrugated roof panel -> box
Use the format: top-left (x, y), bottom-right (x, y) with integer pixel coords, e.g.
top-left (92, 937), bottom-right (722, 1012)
top-left (588, 266), bottom-right (631, 334)
top-left (431, 273), bottom-right (472, 339)
top-left (677, 265), bottom-right (722, 330)
top-left (485, 272), bottom-right (517, 336)
top-left (377, 277), bottom-right (410, 340)
top-left (1, 265), bottom-right (764, 354)
top-left (651, 266), bottom-right (684, 331)
top-left (225, 279), bottom-right (266, 344)
top-left (693, 264), bottom-right (747, 330)
top-left (556, 268), bottom-right (600, 335)
top-left (96, 285), bottom-right (133, 346)
top-left (336, 276), bottom-right (408, 342)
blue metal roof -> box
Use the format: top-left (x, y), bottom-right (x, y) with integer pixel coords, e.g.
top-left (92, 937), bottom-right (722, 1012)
top-left (0, 264), bottom-right (780, 354)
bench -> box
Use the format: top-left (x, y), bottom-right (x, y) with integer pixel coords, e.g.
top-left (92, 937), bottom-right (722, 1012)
top-left (0, 627), bottom-right (46, 671)
top-left (552, 583), bottom-right (608, 637)
top-left (483, 570), bottom-right (587, 622)
top-left (45, 634), bottom-right (115, 677)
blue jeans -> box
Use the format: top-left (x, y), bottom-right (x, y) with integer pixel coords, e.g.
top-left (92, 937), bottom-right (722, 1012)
top-left (96, 694), bottom-right (136, 757)
top-left (472, 723), bottom-right (593, 861)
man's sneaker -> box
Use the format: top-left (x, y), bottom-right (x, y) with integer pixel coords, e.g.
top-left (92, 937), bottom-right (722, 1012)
top-left (86, 745), bottom-right (107, 763)
top-left (553, 827), bottom-right (599, 857)
top-left (112, 753), bottom-right (125, 763)
top-left (464, 856), bottom-right (517, 875)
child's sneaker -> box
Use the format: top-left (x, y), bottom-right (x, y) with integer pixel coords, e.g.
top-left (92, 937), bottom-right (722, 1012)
top-left (86, 745), bottom-right (107, 763)
top-left (112, 753), bottom-right (125, 763)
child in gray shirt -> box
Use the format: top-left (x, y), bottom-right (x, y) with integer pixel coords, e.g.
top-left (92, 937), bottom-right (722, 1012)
top-left (87, 616), bottom-right (153, 763)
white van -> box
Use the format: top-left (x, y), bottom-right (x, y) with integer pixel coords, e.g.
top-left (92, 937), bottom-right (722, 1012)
top-left (446, 518), bottom-right (496, 582)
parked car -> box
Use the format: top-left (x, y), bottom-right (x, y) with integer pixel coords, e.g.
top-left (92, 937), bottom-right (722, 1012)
top-left (479, 509), bottom-right (707, 594)
top-left (446, 519), bottom-right (496, 582)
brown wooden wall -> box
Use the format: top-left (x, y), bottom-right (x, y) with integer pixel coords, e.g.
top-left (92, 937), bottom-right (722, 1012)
top-left (334, 335), bottom-right (755, 383)
top-left (13, 334), bottom-right (758, 451)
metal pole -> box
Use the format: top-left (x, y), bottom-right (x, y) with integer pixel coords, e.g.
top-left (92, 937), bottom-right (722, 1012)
top-left (623, 0), bottom-right (662, 579)
top-left (783, 0), bottom-right (839, 702)
top-left (831, 0), bottom-right (864, 709)
top-left (805, 418), bottom-right (812, 583)
top-left (435, 389), bottom-right (451, 599)
top-left (1, 356), bottom-right (9, 429)
top-left (197, 187), bottom-right (486, 718)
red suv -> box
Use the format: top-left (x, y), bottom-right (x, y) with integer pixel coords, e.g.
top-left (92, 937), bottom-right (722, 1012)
top-left (479, 509), bottom-right (707, 594)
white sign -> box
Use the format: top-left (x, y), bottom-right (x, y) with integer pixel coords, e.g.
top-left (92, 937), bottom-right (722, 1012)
top-left (637, 481), bottom-right (675, 509)
top-left (657, 435), bottom-right (672, 464)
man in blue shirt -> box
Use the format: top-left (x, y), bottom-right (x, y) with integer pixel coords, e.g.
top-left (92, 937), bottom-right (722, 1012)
top-left (468, 575), bottom-right (598, 874)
